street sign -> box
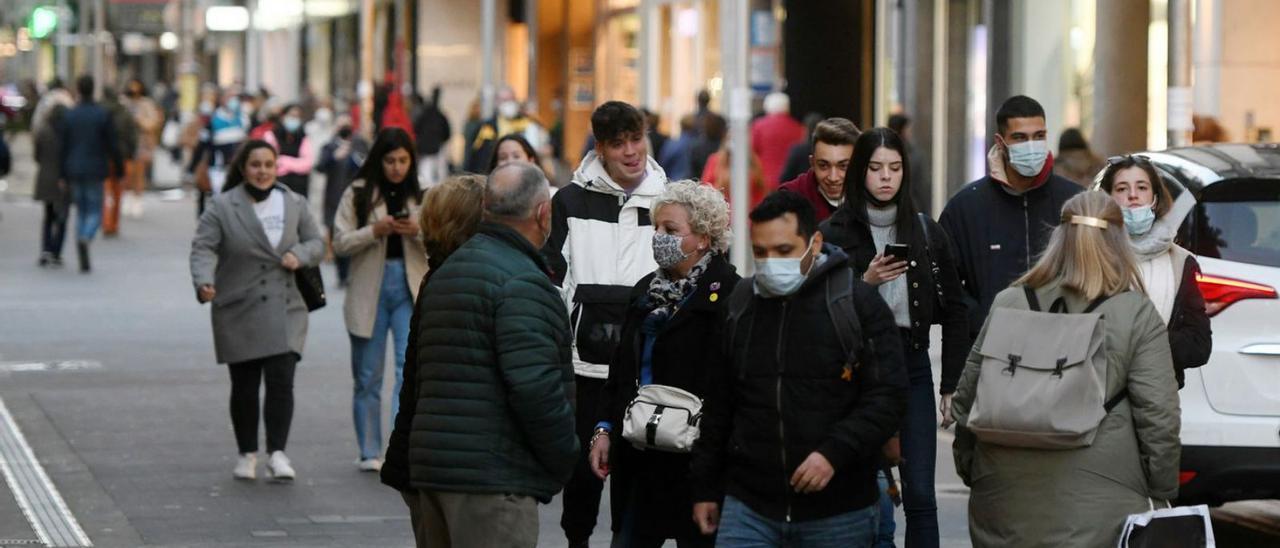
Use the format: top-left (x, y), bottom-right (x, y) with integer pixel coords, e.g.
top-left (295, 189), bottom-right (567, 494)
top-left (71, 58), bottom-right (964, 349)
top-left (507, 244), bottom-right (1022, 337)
top-left (109, 0), bottom-right (168, 34)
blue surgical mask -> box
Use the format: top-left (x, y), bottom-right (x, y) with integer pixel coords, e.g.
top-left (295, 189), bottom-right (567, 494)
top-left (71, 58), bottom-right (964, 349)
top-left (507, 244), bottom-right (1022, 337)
top-left (1007, 139), bottom-right (1048, 177)
top-left (282, 117), bottom-right (302, 133)
top-left (1123, 204), bottom-right (1156, 236)
top-left (226, 98), bottom-right (241, 113)
top-left (753, 238), bottom-right (816, 298)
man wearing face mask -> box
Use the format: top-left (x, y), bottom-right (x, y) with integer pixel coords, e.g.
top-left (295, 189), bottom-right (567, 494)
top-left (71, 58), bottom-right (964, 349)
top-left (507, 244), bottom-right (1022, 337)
top-left (544, 101), bottom-right (669, 547)
top-left (319, 116), bottom-right (370, 286)
top-left (939, 95), bottom-right (1083, 339)
top-left (779, 117), bottom-right (861, 222)
top-left (463, 86), bottom-right (548, 173)
top-left (691, 190), bottom-right (907, 547)
top-left (403, 162), bottom-right (577, 547)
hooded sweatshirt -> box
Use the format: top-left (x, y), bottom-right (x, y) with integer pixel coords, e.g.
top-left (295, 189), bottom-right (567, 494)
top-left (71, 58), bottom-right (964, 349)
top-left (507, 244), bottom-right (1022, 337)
top-left (544, 151), bottom-right (669, 379)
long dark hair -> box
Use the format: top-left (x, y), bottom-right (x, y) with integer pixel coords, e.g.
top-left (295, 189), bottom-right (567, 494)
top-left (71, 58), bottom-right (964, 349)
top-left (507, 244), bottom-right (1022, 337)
top-left (487, 133), bottom-right (540, 173)
top-left (352, 127), bottom-right (423, 227)
top-left (222, 139), bottom-right (278, 193)
top-left (843, 127), bottom-right (920, 243)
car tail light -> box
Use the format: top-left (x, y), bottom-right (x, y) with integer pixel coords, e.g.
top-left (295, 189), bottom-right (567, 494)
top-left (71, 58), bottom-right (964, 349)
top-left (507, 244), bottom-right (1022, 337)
top-left (1196, 273), bottom-right (1278, 317)
top-left (1180, 471), bottom-right (1198, 485)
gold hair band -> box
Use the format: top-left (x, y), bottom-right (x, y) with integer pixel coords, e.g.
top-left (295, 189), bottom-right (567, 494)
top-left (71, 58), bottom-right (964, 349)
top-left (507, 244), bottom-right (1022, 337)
top-left (1069, 215), bottom-right (1109, 229)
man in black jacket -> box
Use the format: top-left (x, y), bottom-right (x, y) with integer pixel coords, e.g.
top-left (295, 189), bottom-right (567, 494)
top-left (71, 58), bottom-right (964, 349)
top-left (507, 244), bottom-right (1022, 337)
top-left (691, 191), bottom-right (907, 546)
top-left (939, 95), bottom-right (1083, 339)
top-left (60, 75), bottom-right (122, 272)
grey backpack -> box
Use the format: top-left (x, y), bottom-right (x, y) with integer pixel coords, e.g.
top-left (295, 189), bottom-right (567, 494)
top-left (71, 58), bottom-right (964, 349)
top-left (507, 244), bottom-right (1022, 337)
top-left (966, 286), bottom-right (1128, 449)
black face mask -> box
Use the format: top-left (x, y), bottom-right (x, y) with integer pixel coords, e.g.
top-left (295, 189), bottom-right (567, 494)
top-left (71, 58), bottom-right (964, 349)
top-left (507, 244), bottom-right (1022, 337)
top-left (244, 183), bottom-right (273, 202)
top-left (337, 127), bottom-right (353, 139)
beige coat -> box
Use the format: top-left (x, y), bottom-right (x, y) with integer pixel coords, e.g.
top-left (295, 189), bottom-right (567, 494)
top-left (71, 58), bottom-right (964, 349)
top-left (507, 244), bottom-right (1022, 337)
top-left (332, 179), bottom-right (429, 338)
top-left (951, 282), bottom-right (1181, 548)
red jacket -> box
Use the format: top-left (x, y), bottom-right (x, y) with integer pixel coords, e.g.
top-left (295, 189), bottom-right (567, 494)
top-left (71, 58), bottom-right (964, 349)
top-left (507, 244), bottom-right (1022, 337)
top-left (778, 169), bottom-right (838, 222)
top-left (750, 113), bottom-right (806, 187)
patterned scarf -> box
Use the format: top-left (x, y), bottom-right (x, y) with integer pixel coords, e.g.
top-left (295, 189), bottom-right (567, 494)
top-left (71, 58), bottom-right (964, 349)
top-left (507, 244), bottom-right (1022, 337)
top-left (644, 253), bottom-right (714, 329)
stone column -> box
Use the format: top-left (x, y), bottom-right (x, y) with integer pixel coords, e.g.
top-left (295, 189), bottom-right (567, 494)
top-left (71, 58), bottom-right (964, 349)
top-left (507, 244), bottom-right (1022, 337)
top-left (1093, 0), bottom-right (1150, 157)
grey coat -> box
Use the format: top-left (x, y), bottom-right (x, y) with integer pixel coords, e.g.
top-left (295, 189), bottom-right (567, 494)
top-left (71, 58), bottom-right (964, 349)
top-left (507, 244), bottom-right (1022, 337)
top-left (951, 282), bottom-right (1181, 548)
top-left (190, 184), bottom-right (325, 364)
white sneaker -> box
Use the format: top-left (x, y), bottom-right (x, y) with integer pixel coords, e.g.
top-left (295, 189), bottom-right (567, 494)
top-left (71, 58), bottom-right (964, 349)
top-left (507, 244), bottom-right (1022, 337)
top-left (128, 198), bottom-right (145, 218)
top-left (266, 451), bottom-right (295, 482)
top-left (357, 458), bottom-right (383, 472)
top-left (233, 453), bottom-right (257, 480)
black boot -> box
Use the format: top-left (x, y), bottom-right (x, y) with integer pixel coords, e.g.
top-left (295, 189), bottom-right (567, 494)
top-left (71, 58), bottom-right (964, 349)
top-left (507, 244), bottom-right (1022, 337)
top-left (77, 241), bottom-right (91, 273)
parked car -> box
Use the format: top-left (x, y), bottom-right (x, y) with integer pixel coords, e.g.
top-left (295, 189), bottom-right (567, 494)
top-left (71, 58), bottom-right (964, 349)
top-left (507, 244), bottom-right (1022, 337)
top-left (1100, 144), bottom-right (1280, 506)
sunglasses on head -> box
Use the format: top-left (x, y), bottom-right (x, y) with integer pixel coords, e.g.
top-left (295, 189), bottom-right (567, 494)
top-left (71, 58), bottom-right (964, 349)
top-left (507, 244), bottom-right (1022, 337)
top-left (1106, 154), bottom-right (1152, 167)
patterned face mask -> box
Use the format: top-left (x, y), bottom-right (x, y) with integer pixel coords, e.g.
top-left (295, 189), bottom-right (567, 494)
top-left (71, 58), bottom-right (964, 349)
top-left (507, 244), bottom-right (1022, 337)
top-left (652, 232), bottom-right (692, 270)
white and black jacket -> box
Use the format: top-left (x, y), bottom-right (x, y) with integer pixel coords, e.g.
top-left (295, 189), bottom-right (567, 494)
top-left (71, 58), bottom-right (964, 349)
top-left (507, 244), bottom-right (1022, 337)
top-left (543, 151), bottom-right (668, 378)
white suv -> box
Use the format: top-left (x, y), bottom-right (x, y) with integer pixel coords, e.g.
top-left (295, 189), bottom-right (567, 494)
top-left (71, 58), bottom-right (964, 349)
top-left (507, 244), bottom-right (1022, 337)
top-left (1122, 144), bottom-right (1280, 505)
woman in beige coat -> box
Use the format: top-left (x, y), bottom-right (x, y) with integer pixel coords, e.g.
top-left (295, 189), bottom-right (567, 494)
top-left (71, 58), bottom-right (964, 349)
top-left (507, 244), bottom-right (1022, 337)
top-left (950, 191), bottom-right (1181, 547)
top-left (332, 128), bottom-right (428, 471)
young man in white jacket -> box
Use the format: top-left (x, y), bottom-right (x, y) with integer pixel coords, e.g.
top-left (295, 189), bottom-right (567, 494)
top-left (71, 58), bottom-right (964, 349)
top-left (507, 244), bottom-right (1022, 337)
top-left (544, 101), bottom-right (668, 547)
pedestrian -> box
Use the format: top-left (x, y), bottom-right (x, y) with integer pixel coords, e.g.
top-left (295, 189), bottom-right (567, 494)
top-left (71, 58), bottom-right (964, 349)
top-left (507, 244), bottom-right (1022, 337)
top-left (463, 86), bottom-right (547, 173)
top-left (820, 128), bottom-right (970, 548)
top-left (701, 140), bottom-right (767, 209)
top-left (60, 75), bottom-right (123, 273)
top-left (190, 88), bottom-right (249, 215)
top-left (122, 78), bottom-right (163, 218)
top-left (30, 78), bottom-right (74, 137)
top-left (264, 104), bottom-right (314, 197)
top-left (332, 128), bottom-right (428, 472)
top-left (379, 174), bottom-right (486, 544)
top-left (778, 112), bottom-right (826, 185)
top-left (750, 91), bottom-right (806, 187)
top-left (413, 86), bottom-right (452, 190)
top-left (1054, 128), bottom-right (1106, 188)
top-left (690, 112), bottom-right (726, 181)
top-left (690, 190), bottom-right (908, 548)
top-left (938, 95), bottom-right (1083, 339)
top-left (34, 104), bottom-right (69, 267)
top-left (1100, 155), bottom-right (1211, 388)
top-left (588, 181), bottom-right (739, 548)
top-left (658, 114), bottom-right (697, 180)
top-left (644, 108), bottom-right (670, 164)
top-left (317, 116), bottom-right (369, 287)
top-left (545, 100), bottom-right (669, 548)
top-left (692, 89), bottom-right (713, 139)
top-left (401, 162), bottom-right (578, 547)
top-left (189, 139), bottom-right (325, 482)
top-left (100, 87), bottom-right (139, 237)
top-left (779, 117), bottom-right (860, 222)
top-left (950, 191), bottom-right (1180, 547)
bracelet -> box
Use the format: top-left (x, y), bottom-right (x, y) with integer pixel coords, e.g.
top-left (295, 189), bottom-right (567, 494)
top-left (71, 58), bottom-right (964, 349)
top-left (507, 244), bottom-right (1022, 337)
top-left (590, 428), bottom-right (610, 448)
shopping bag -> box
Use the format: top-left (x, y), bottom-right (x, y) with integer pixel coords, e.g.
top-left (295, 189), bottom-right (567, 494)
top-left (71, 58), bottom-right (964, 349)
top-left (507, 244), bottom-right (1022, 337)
top-left (1117, 501), bottom-right (1215, 548)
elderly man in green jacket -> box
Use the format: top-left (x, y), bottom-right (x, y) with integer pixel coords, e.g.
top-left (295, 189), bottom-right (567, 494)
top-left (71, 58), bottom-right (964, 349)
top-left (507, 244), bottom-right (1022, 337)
top-left (403, 162), bottom-right (579, 547)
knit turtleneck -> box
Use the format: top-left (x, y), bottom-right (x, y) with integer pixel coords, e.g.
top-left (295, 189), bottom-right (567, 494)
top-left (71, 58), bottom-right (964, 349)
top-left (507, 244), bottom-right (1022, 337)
top-left (866, 204), bottom-right (898, 228)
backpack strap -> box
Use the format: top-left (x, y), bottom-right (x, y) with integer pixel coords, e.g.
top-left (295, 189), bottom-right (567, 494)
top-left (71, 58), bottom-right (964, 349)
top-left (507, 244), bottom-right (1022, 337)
top-left (1104, 388), bottom-right (1128, 412)
top-left (1023, 286), bottom-right (1042, 312)
top-left (825, 266), bottom-right (863, 365)
top-left (1083, 294), bottom-right (1113, 313)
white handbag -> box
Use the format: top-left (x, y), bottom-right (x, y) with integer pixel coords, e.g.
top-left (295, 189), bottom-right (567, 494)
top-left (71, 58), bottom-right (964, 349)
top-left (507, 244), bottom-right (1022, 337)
top-left (622, 384), bottom-right (703, 453)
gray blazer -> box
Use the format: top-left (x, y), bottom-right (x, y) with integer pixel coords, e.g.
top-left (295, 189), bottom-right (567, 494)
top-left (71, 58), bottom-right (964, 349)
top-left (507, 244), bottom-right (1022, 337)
top-left (190, 184), bottom-right (325, 364)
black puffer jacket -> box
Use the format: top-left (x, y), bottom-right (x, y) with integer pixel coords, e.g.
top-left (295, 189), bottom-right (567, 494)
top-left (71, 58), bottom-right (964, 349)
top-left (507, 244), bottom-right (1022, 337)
top-left (821, 206), bottom-right (969, 393)
top-left (690, 246), bottom-right (907, 522)
top-left (939, 175), bottom-right (1083, 337)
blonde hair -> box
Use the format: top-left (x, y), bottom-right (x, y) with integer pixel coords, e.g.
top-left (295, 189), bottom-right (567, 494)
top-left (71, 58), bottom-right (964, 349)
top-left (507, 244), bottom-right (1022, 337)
top-left (419, 174), bottom-right (486, 263)
top-left (651, 180), bottom-right (733, 254)
top-left (1016, 191), bottom-right (1146, 300)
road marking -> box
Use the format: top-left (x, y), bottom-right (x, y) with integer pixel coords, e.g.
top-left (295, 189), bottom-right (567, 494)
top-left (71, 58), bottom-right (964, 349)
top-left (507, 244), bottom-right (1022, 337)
top-left (0, 361), bottom-right (102, 374)
top-left (0, 397), bottom-right (93, 547)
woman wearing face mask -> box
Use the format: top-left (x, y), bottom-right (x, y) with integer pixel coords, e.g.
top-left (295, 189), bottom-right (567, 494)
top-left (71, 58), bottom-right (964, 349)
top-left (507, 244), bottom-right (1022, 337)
top-left (332, 128), bottom-right (428, 472)
top-left (190, 140), bottom-right (326, 482)
top-left (588, 180), bottom-right (739, 548)
top-left (819, 127), bottom-right (968, 548)
top-left (190, 89), bottom-right (249, 216)
top-left (1100, 156), bottom-right (1211, 388)
top-left (264, 104), bottom-right (315, 197)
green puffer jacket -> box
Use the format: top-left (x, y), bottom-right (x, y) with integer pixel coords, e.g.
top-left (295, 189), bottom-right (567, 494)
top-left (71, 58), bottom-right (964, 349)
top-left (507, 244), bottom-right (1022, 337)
top-left (951, 282), bottom-right (1181, 548)
top-left (408, 222), bottom-right (579, 502)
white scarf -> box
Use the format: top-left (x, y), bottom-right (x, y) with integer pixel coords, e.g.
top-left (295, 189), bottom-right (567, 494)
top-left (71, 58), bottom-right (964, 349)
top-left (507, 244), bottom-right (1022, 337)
top-left (1139, 251), bottom-right (1177, 324)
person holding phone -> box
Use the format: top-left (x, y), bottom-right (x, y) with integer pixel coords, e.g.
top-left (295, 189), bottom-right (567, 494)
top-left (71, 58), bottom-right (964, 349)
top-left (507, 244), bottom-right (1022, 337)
top-left (819, 128), bottom-right (968, 548)
top-left (333, 128), bottom-right (428, 472)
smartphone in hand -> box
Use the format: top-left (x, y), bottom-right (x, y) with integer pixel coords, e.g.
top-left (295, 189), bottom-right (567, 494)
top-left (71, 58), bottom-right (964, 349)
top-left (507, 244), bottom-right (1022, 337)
top-left (884, 243), bottom-right (910, 262)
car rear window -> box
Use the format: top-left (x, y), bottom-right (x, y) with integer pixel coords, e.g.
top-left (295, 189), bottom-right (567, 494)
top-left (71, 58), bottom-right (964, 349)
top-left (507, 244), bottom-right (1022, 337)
top-left (1190, 178), bottom-right (1280, 268)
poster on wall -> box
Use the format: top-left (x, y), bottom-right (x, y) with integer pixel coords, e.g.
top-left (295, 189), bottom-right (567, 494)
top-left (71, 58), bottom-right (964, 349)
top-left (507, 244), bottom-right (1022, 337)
top-left (570, 48), bottom-right (594, 109)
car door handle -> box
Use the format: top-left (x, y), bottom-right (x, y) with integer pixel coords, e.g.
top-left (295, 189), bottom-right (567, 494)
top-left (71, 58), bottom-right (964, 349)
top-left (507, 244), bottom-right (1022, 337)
top-left (1238, 344), bottom-right (1280, 356)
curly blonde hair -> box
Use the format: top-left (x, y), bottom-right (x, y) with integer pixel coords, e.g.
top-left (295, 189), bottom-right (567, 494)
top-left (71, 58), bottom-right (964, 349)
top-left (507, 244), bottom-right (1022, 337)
top-left (651, 180), bottom-right (732, 254)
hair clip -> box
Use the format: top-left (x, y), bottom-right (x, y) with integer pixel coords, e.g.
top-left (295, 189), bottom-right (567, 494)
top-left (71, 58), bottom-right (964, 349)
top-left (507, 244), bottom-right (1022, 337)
top-left (1069, 215), bottom-right (1109, 229)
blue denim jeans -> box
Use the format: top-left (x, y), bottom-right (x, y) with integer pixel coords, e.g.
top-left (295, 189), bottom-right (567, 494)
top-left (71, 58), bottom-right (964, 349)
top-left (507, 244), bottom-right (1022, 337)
top-left (898, 343), bottom-right (939, 548)
top-left (69, 179), bottom-right (104, 243)
top-left (716, 495), bottom-right (878, 548)
top-left (875, 471), bottom-right (896, 548)
top-left (349, 259), bottom-right (413, 460)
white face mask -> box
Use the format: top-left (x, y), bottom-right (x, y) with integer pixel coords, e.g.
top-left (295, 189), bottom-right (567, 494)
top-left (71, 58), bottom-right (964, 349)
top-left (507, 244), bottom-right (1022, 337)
top-left (753, 237), bottom-right (816, 298)
top-left (498, 100), bottom-right (520, 120)
top-left (1006, 139), bottom-right (1048, 177)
